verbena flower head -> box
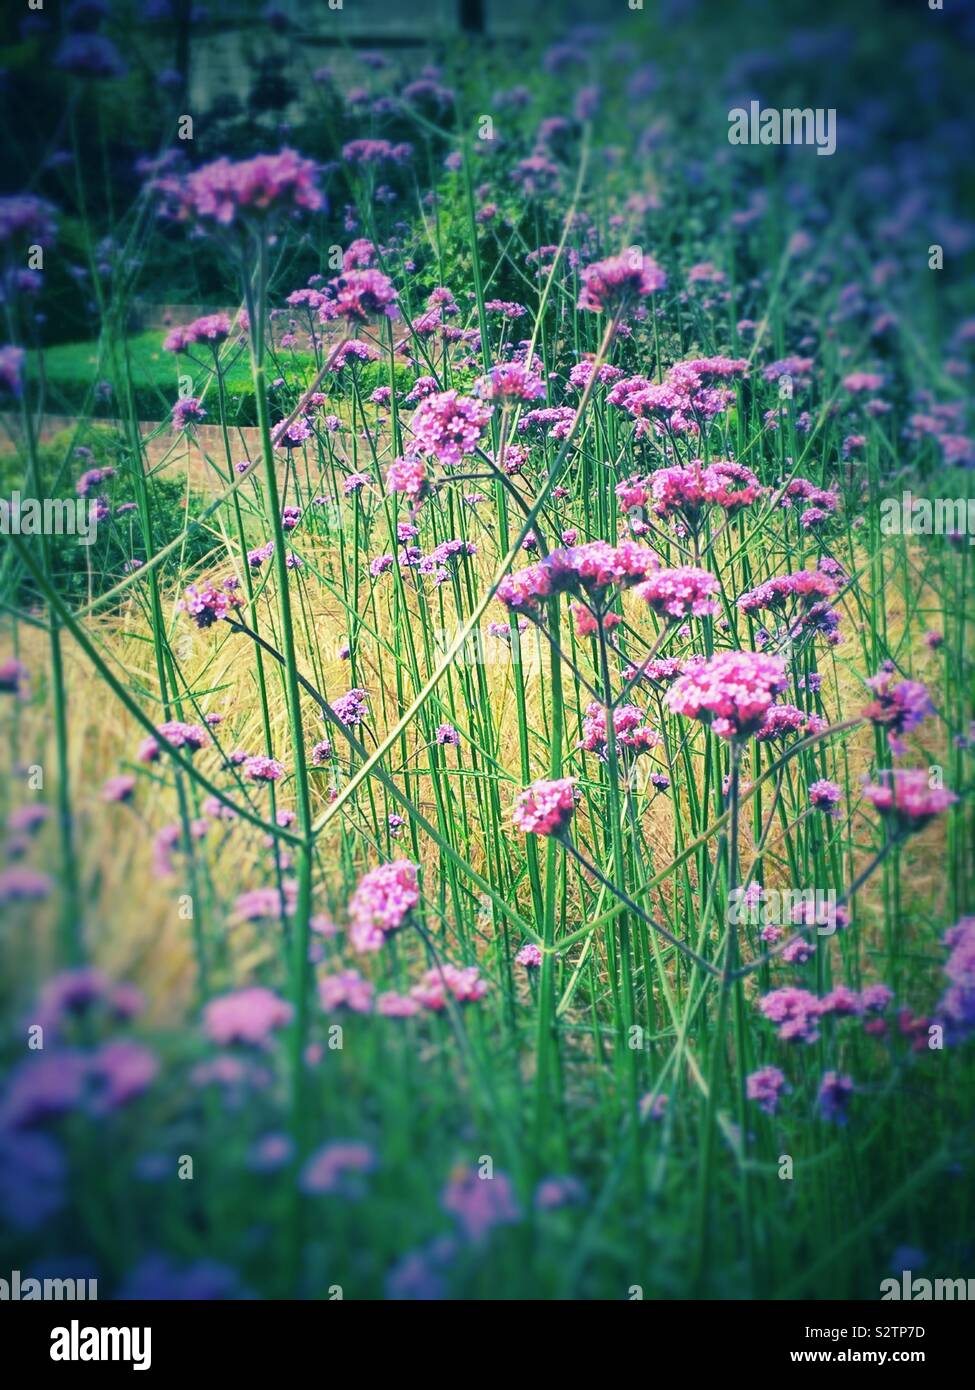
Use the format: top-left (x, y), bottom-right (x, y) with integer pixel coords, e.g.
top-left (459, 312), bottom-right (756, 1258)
top-left (156, 720), bottom-right (210, 754)
top-left (746, 1065), bottom-right (789, 1116)
top-left (442, 1166), bottom-right (520, 1242)
top-left (411, 964), bottom-right (488, 1011)
top-left (386, 456), bottom-right (428, 500)
top-left (202, 987), bottom-right (292, 1046)
top-left (758, 986), bottom-right (824, 1044)
top-left (172, 397), bottom-right (207, 429)
top-left (541, 540), bottom-right (658, 607)
top-left (476, 361), bottom-right (546, 403)
top-left (738, 569), bottom-right (838, 619)
top-left (163, 313), bottom-right (233, 353)
top-left (332, 687), bottom-right (368, 727)
top-left (318, 969), bottom-right (375, 1014)
top-left (319, 267), bottom-right (397, 323)
top-left (665, 650), bottom-right (789, 740)
top-left (511, 778), bottom-right (577, 836)
top-left (410, 390), bottom-right (492, 466)
top-left (623, 461), bottom-right (762, 529)
top-left (159, 149), bottom-right (322, 226)
top-left (300, 1141), bottom-right (376, 1196)
top-left (516, 943), bottom-right (543, 969)
top-left (242, 755), bottom-right (284, 783)
top-left (936, 916), bottom-right (975, 1040)
top-left (862, 671), bottom-right (934, 754)
top-left (0, 346), bottom-right (26, 399)
top-left (809, 778), bottom-right (842, 813)
top-left (347, 860), bottom-right (420, 952)
top-left (612, 363), bottom-right (746, 438)
top-left (578, 702), bottom-right (661, 761)
top-left (818, 1070), bottom-right (854, 1124)
top-left (178, 581), bottom-right (242, 628)
top-left (577, 251), bottom-right (667, 313)
top-left (862, 769), bottom-right (957, 833)
top-left (634, 566), bottom-right (720, 620)
top-left (755, 703), bottom-right (827, 743)
top-left (102, 774), bottom-right (136, 804)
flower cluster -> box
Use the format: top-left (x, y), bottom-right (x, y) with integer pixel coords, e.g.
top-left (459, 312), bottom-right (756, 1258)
top-left (497, 541), bottom-right (656, 617)
top-left (634, 566), bottom-right (719, 620)
top-left (156, 149), bottom-right (322, 226)
top-left (578, 702), bottom-right (660, 760)
top-left (410, 390), bottom-right (492, 466)
top-left (163, 314), bottom-right (233, 353)
top-left (665, 650), bottom-right (789, 740)
top-left (179, 581), bottom-right (242, 628)
top-left (318, 268), bottom-right (397, 323)
top-left (862, 671), bottom-right (934, 754)
top-left (576, 251), bottom-right (667, 313)
top-left (936, 916), bottom-right (975, 1040)
top-left (862, 769), bottom-right (957, 833)
top-left (511, 778), bottom-right (577, 836)
top-left (347, 860), bottom-right (420, 952)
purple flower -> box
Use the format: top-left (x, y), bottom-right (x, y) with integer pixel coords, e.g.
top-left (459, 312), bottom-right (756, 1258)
top-left (300, 1141), bottom-right (375, 1195)
top-left (577, 251), bottom-right (667, 314)
top-left (332, 687), bottom-right (368, 727)
top-left (347, 860), bottom-right (420, 952)
top-left (441, 1167), bottom-right (520, 1242)
top-left (746, 1065), bottom-right (789, 1115)
top-left (202, 988), bottom-right (292, 1047)
top-left (809, 779), bottom-right (842, 813)
top-left (818, 1071), bottom-right (854, 1124)
top-left (410, 390), bottom-right (492, 467)
top-left (155, 149), bottom-right (322, 227)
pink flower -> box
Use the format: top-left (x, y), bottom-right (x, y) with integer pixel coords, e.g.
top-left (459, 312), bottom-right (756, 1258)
top-left (300, 1141), bottom-right (375, 1195)
top-left (411, 963), bottom-right (488, 1011)
top-left (862, 672), bottom-right (933, 753)
top-left (665, 650), bottom-right (789, 740)
top-left (758, 986), bottom-right (824, 1044)
top-left (577, 251), bottom-right (667, 313)
top-left (809, 779), bottom-right (842, 813)
top-left (202, 987), bottom-right (292, 1046)
top-left (477, 361), bottom-right (546, 402)
top-left (159, 149), bottom-right (322, 226)
top-left (842, 371), bottom-right (884, 393)
top-left (578, 702), bottom-right (660, 760)
top-left (242, 755), bottom-right (285, 782)
top-left (441, 1166), bottom-right (520, 1241)
top-left (862, 769), bottom-right (957, 832)
top-left (746, 1065), bottom-right (789, 1115)
top-left (511, 778), bottom-right (577, 836)
top-left (516, 943), bottom-right (543, 969)
top-left (635, 566), bottom-right (720, 620)
top-left (376, 991), bottom-right (421, 1018)
top-left (319, 268), bottom-right (397, 323)
top-left (318, 969), bottom-right (374, 1014)
top-left (386, 455), bottom-right (428, 498)
top-left (347, 860), bottom-right (420, 951)
top-left (410, 390), bottom-right (492, 466)
top-left (643, 460), bottom-right (762, 523)
top-left (755, 704), bottom-right (825, 743)
top-left (570, 603), bottom-right (621, 638)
